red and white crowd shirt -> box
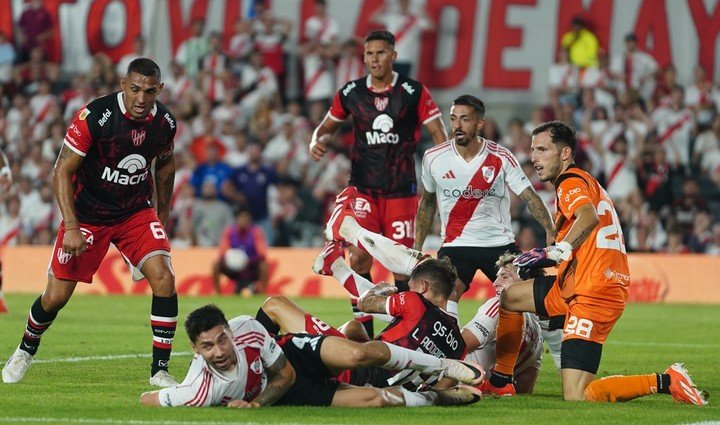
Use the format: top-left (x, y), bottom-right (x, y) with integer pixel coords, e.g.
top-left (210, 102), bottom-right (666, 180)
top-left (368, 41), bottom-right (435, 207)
top-left (421, 139), bottom-right (530, 247)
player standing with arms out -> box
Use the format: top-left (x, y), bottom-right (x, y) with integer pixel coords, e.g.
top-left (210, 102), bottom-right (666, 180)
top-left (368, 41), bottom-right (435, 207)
top-left (483, 121), bottom-right (707, 405)
top-left (309, 30), bottom-right (447, 336)
top-left (0, 148), bottom-right (12, 313)
top-left (2, 58), bottom-right (180, 388)
top-left (415, 95), bottom-right (554, 318)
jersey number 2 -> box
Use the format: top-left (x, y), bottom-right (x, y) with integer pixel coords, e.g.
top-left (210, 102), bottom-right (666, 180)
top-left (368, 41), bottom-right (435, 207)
top-left (595, 200), bottom-right (626, 253)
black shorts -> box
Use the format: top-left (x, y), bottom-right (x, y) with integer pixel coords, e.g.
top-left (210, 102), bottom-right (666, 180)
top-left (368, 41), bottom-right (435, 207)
top-left (532, 276), bottom-right (603, 374)
top-left (348, 366), bottom-right (394, 389)
top-left (275, 334), bottom-right (339, 406)
top-left (438, 244), bottom-right (519, 287)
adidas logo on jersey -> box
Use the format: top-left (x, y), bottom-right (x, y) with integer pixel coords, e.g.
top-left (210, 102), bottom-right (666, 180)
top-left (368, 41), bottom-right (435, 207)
top-left (442, 185), bottom-right (496, 200)
top-left (442, 170), bottom-right (456, 179)
top-left (366, 114), bottom-right (399, 145)
top-left (101, 154), bottom-right (149, 185)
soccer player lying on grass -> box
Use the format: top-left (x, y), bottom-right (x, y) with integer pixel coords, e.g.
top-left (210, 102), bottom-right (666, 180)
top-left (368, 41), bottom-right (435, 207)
top-left (311, 188), bottom-right (562, 394)
top-left (140, 304), bottom-right (482, 408)
top-left (462, 252), bottom-right (563, 394)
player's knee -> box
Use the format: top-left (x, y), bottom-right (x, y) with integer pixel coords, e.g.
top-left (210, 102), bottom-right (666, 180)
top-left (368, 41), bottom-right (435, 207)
top-left (260, 296), bottom-right (290, 317)
top-left (368, 389), bottom-right (396, 407)
top-left (348, 250), bottom-right (372, 273)
top-left (499, 286), bottom-right (523, 311)
top-left (40, 291), bottom-right (70, 312)
top-left (147, 266), bottom-right (175, 295)
top-left (350, 342), bottom-right (382, 366)
top-left (340, 320), bottom-right (370, 342)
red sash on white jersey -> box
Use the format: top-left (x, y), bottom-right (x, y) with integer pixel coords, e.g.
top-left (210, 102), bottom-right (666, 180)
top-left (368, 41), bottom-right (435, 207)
top-left (606, 158), bottom-right (626, 188)
top-left (560, 65), bottom-right (574, 89)
top-left (394, 15), bottom-right (418, 44)
top-left (313, 17), bottom-right (331, 42)
top-left (658, 113), bottom-right (691, 145)
top-left (305, 61), bottom-right (327, 97)
top-left (34, 96), bottom-right (54, 123)
top-left (0, 224), bottom-right (20, 247)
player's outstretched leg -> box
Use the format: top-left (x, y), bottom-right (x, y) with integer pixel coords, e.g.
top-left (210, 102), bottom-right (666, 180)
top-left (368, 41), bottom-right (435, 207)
top-left (583, 363), bottom-right (708, 405)
top-left (325, 186), bottom-right (359, 242)
top-left (330, 384), bottom-right (481, 407)
top-left (143, 256), bottom-right (178, 388)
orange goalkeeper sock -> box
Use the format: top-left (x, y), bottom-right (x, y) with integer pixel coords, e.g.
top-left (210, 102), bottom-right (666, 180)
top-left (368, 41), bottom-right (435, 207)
top-left (494, 309), bottom-right (524, 377)
top-left (584, 374), bottom-right (658, 402)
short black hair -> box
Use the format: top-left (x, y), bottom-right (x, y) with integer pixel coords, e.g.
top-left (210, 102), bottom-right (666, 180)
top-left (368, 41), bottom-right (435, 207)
top-left (410, 257), bottom-right (457, 299)
top-left (453, 94), bottom-right (486, 118)
top-left (127, 57), bottom-right (161, 79)
top-left (531, 120), bottom-right (578, 156)
top-left (185, 304), bottom-right (229, 343)
top-left (625, 33), bottom-right (638, 42)
top-left (365, 30), bottom-right (395, 47)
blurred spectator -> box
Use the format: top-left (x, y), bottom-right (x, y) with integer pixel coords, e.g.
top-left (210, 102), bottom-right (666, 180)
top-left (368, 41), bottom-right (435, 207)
top-left (269, 177), bottom-right (302, 247)
top-left (693, 114), bottom-right (720, 177)
top-left (175, 18), bottom-right (209, 79)
top-left (252, 4), bottom-right (291, 86)
top-left (663, 225), bottom-right (690, 253)
top-left (224, 141), bottom-right (278, 244)
top-left (548, 48), bottom-right (578, 105)
top-left (15, 0), bottom-right (53, 63)
top-left (371, 0), bottom-right (434, 77)
top-left (560, 16), bottom-right (599, 68)
top-left (636, 144), bottom-right (674, 214)
top-left (299, 40), bottom-right (334, 104)
top-left (705, 224), bottom-right (720, 254)
top-left (228, 19), bottom-right (254, 69)
top-left (0, 196), bottom-right (21, 246)
top-left (687, 211), bottom-right (713, 253)
top-left (0, 32), bottom-right (16, 84)
top-left (212, 207), bottom-right (268, 294)
top-left (516, 226), bottom-right (539, 252)
top-left (191, 181), bottom-right (234, 247)
top-left (199, 32), bottom-right (231, 104)
top-left (610, 33), bottom-right (658, 101)
top-left (189, 142), bottom-right (232, 196)
top-left (238, 51), bottom-right (278, 116)
top-left (334, 39), bottom-right (364, 90)
top-left (596, 134), bottom-right (638, 202)
top-left (671, 177), bottom-right (708, 236)
top-left (116, 35), bottom-right (147, 76)
top-left (652, 86), bottom-right (693, 169)
top-left (13, 46), bottom-right (59, 94)
top-left (651, 64), bottom-right (679, 109)
top-left (628, 209), bottom-right (667, 252)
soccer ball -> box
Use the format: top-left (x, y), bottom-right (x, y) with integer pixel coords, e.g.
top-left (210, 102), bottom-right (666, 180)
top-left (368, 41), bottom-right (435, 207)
top-left (224, 248), bottom-right (249, 272)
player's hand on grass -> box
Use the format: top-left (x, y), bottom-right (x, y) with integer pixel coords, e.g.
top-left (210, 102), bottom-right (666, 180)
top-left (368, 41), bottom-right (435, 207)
top-left (227, 399), bottom-right (261, 408)
top-left (309, 134), bottom-right (330, 161)
top-left (62, 227), bottom-right (88, 257)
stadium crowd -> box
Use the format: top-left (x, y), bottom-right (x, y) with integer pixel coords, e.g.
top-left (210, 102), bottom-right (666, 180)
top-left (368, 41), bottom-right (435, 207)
top-left (0, 0), bottom-right (719, 257)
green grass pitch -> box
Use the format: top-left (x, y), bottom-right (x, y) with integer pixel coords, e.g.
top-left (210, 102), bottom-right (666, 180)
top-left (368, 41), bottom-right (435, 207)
top-left (0, 294), bottom-right (718, 425)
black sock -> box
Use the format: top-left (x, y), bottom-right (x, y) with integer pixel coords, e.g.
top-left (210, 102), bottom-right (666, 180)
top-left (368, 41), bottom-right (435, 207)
top-left (657, 373), bottom-right (671, 394)
top-left (20, 296), bottom-right (58, 356)
top-left (489, 370), bottom-right (513, 387)
top-left (394, 279), bottom-right (409, 292)
top-left (255, 307), bottom-right (280, 335)
top-left (150, 293), bottom-right (177, 376)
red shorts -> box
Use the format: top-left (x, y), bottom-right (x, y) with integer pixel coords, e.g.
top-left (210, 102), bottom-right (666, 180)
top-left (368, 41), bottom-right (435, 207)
top-left (353, 193), bottom-right (418, 248)
top-left (303, 314), bottom-right (346, 338)
top-left (50, 208), bottom-right (171, 283)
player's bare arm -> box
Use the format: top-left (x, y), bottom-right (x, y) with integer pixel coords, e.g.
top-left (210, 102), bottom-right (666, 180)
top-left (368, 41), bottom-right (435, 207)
top-left (413, 190), bottom-right (437, 251)
top-left (562, 203), bottom-right (600, 248)
top-left (357, 283), bottom-right (397, 314)
top-left (153, 152), bottom-right (175, 226)
top-left (309, 115), bottom-right (342, 161)
top-left (518, 187), bottom-right (555, 244)
top-left (53, 145), bottom-right (88, 257)
top-left (230, 354), bottom-right (295, 408)
top-left (424, 117), bottom-right (449, 145)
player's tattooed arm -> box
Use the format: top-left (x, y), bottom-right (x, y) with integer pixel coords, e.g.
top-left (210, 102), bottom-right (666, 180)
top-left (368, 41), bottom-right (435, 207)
top-left (250, 354), bottom-right (295, 407)
top-left (413, 190), bottom-right (437, 251)
top-left (562, 203), bottom-right (600, 249)
top-left (53, 145), bottom-right (87, 255)
top-left (154, 152), bottom-right (175, 226)
top-left (357, 283), bottom-right (395, 314)
top-left (518, 187), bottom-right (555, 243)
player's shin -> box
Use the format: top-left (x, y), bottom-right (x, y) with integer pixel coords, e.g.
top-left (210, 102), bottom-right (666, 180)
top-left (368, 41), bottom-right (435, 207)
top-left (399, 387), bottom-right (435, 406)
top-left (150, 293), bottom-right (177, 376)
top-left (491, 308), bottom-right (525, 387)
top-left (584, 374), bottom-right (659, 402)
top-left (20, 296), bottom-right (59, 355)
top-left (353, 228), bottom-right (423, 276)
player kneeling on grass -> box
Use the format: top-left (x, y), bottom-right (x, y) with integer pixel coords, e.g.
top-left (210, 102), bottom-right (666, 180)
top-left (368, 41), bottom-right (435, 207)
top-left (140, 304), bottom-right (483, 408)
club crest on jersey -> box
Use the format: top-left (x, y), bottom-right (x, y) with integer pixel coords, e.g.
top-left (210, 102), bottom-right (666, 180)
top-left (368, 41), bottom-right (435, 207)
top-left (482, 166), bottom-right (495, 183)
top-left (374, 96), bottom-right (388, 111)
top-left (131, 129), bottom-right (146, 147)
top-left (250, 356), bottom-right (263, 374)
top-left (56, 248), bottom-right (72, 265)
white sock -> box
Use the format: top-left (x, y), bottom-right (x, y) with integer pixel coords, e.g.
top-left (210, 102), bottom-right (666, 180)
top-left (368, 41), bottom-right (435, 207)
top-left (381, 341), bottom-right (442, 373)
top-left (446, 301), bottom-right (459, 320)
top-left (400, 387), bottom-right (435, 406)
top-left (331, 260), bottom-right (375, 297)
top-left (341, 218), bottom-right (422, 276)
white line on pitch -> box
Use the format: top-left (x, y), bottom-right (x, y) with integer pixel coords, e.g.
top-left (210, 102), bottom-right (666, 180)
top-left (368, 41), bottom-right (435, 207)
top-left (29, 352), bottom-right (192, 364)
top-left (605, 340), bottom-right (718, 348)
top-left (0, 418), bottom-right (321, 425)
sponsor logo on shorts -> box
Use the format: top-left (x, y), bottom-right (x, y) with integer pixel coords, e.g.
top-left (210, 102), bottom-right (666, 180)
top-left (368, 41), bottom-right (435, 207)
top-left (80, 228), bottom-right (94, 245)
top-left (57, 248), bottom-right (72, 265)
top-left (353, 197), bottom-right (371, 219)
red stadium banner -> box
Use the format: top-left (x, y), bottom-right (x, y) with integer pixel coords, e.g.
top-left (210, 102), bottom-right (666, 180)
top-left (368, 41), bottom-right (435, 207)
top-left (3, 246), bottom-right (719, 303)
top-left (3, 0), bottom-right (720, 104)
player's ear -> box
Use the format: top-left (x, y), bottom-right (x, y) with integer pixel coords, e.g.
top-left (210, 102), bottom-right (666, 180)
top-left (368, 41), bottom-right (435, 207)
top-left (476, 118), bottom-right (485, 135)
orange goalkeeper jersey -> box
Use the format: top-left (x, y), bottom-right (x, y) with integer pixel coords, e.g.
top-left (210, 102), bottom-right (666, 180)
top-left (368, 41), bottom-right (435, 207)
top-left (554, 166), bottom-right (630, 306)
